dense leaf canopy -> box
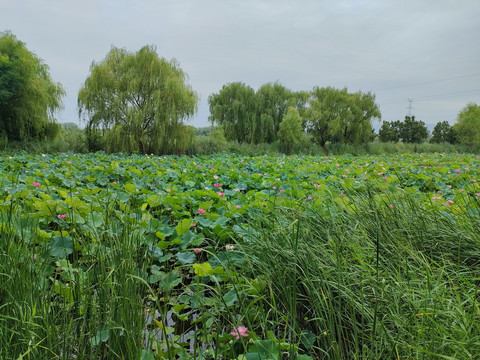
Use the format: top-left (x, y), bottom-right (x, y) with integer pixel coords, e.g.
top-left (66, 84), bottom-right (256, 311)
top-left (430, 121), bottom-right (456, 144)
top-left (209, 82), bottom-right (304, 145)
top-left (78, 45), bottom-right (197, 154)
top-left (453, 103), bottom-right (480, 146)
top-left (208, 82), bottom-right (257, 144)
top-left (304, 87), bottom-right (380, 146)
top-left (0, 31), bottom-right (64, 142)
top-left (277, 106), bottom-right (305, 153)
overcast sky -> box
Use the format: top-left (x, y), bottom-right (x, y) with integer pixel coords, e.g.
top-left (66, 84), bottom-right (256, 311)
top-left (1, 0), bottom-right (479, 129)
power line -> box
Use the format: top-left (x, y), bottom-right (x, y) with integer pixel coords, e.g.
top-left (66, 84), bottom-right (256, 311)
top-left (381, 89), bottom-right (480, 105)
top-left (374, 72), bottom-right (480, 92)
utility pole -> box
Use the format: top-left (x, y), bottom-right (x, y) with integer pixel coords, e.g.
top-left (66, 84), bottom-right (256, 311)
top-left (407, 98), bottom-right (414, 116)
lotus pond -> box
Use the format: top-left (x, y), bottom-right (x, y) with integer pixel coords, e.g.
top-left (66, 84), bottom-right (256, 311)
top-left (1, 152), bottom-right (479, 359)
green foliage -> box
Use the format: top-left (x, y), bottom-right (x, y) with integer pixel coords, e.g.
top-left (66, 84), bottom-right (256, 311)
top-left (0, 31), bottom-right (65, 142)
top-left (255, 82), bottom-right (292, 143)
top-left (54, 122), bottom-right (88, 152)
top-left (305, 87), bottom-right (380, 146)
top-left (453, 102), bottom-right (480, 146)
top-left (210, 126), bottom-right (228, 148)
top-left (192, 126), bottom-right (228, 154)
top-left (399, 115), bottom-right (429, 143)
top-left (379, 117), bottom-right (429, 144)
top-left (78, 45), bottom-right (197, 154)
top-left (277, 107), bottom-right (305, 153)
top-left (430, 120), bottom-right (457, 144)
top-left (208, 82), bottom-right (257, 144)
top-left (378, 120), bottom-right (402, 142)
top-left (209, 82), bottom-right (309, 145)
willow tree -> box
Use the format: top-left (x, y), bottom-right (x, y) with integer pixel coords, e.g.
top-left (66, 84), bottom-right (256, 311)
top-left (452, 103), bottom-right (480, 146)
top-left (255, 82), bottom-right (292, 143)
top-left (305, 87), bottom-right (380, 146)
top-left (0, 31), bottom-right (64, 142)
top-left (277, 106), bottom-right (305, 153)
top-left (78, 45), bottom-right (197, 154)
top-left (208, 82), bottom-right (257, 144)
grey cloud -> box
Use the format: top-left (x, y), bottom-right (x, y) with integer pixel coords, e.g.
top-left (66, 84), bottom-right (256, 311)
top-left (1, 0), bottom-right (479, 127)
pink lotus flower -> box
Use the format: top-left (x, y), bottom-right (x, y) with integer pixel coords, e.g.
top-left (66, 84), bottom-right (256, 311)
top-left (456, 170), bottom-right (461, 174)
top-left (280, 189), bottom-right (285, 194)
top-left (198, 208), bottom-right (206, 215)
top-left (339, 193), bottom-right (346, 198)
top-left (193, 248), bottom-right (202, 253)
top-left (58, 214), bottom-right (67, 219)
top-left (230, 326), bottom-right (248, 339)
top-left (33, 182), bottom-right (40, 187)
top-left (236, 205), bottom-right (241, 209)
top-left (213, 183), bottom-right (221, 188)
top-left (217, 192), bottom-right (225, 197)
top-left (307, 195), bottom-right (313, 200)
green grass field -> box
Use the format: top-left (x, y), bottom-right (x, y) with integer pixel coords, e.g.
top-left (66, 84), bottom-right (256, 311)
top-left (1, 152), bottom-right (479, 359)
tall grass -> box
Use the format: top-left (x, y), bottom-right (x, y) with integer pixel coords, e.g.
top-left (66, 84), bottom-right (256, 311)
top-left (238, 188), bottom-right (480, 358)
top-left (0, 214), bottom-right (153, 359)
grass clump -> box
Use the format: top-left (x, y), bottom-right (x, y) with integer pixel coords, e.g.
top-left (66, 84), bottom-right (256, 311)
top-left (239, 189), bottom-right (480, 359)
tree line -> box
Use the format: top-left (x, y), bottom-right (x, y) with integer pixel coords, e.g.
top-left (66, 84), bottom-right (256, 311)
top-left (208, 83), bottom-right (381, 149)
top-left (1, 30), bottom-right (480, 154)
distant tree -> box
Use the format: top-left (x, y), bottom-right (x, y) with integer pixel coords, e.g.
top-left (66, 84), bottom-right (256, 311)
top-left (452, 103), bottom-right (480, 146)
top-left (255, 82), bottom-right (292, 143)
top-left (305, 87), bottom-right (380, 146)
top-left (399, 116), bottom-right (428, 143)
top-left (210, 126), bottom-right (228, 148)
top-left (378, 121), bottom-right (401, 142)
top-left (277, 107), bottom-right (305, 153)
top-left (58, 123), bottom-right (87, 152)
top-left (194, 126), bottom-right (212, 136)
top-left (430, 121), bottom-right (457, 144)
top-left (208, 82), bottom-right (257, 144)
top-left (78, 45), bottom-right (197, 154)
top-left (0, 31), bottom-right (65, 142)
